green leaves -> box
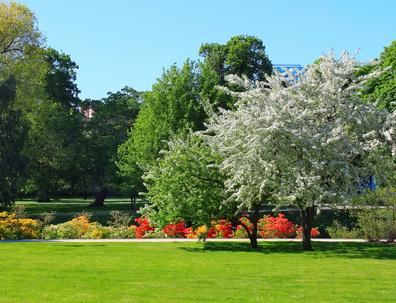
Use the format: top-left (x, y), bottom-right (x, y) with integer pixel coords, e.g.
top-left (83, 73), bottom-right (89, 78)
top-left (141, 135), bottom-right (225, 227)
top-left (0, 76), bottom-right (28, 208)
top-left (359, 40), bottom-right (396, 111)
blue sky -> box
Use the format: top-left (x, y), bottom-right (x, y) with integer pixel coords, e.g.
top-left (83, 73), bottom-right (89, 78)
top-left (21, 0), bottom-right (396, 99)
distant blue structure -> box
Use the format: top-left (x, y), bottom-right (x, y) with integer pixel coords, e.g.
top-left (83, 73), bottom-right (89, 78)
top-left (273, 64), bottom-right (304, 83)
top-left (357, 176), bottom-right (376, 192)
top-left (368, 175), bottom-right (376, 191)
top-left (273, 64), bottom-right (303, 75)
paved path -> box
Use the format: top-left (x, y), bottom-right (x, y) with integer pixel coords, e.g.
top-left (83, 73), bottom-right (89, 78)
top-left (0, 238), bottom-right (366, 243)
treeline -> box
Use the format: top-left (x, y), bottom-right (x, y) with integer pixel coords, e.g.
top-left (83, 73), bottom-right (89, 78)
top-left (0, 2), bottom-right (273, 206)
top-left (0, 2), bottom-right (141, 205)
top-left (1, 0), bottom-right (395, 222)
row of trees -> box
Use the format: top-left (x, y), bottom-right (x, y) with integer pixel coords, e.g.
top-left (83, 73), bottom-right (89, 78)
top-left (141, 49), bottom-right (396, 250)
top-left (0, 2), bottom-right (274, 205)
top-left (1, 2), bottom-right (395, 251)
top-left (0, 2), bottom-right (141, 204)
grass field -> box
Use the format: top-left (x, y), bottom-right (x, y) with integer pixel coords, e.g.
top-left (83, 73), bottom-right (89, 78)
top-left (0, 241), bottom-right (395, 302)
top-left (15, 198), bottom-right (141, 224)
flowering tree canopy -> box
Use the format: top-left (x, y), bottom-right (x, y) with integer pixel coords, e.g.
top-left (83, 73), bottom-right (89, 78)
top-left (204, 51), bottom-right (396, 249)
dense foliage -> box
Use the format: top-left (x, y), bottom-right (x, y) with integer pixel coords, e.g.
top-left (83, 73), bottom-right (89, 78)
top-left (359, 40), bottom-right (396, 111)
top-left (0, 77), bottom-right (27, 208)
top-left (141, 135), bottom-right (226, 227)
top-left (204, 52), bottom-right (396, 249)
top-left (2, 2), bottom-right (396, 249)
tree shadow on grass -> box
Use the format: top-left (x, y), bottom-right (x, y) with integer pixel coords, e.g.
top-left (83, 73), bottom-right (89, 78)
top-left (56, 244), bottom-right (108, 248)
top-left (180, 241), bottom-right (396, 260)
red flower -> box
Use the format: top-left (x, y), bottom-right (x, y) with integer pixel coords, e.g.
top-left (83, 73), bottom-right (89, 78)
top-left (133, 217), bottom-right (154, 239)
top-left (162, 222), bottom-right (186, 238)
top-left (258, 214), bottom-right (296, 238)
top-left (296, 226), bottom-right (320, 238)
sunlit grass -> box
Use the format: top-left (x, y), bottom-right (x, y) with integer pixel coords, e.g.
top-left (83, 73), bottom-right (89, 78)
top-left (0, 241), bottom-right (395, 302)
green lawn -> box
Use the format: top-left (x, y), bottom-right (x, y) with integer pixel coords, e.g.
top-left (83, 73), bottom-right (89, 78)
top-left (15, 198), bottom-right (141, 224)
top-left (0, 242), bottom-right (395, 302)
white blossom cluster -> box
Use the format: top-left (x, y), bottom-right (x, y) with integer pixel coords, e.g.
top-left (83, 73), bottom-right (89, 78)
top-left (203, 52), bottom-right (396, 210)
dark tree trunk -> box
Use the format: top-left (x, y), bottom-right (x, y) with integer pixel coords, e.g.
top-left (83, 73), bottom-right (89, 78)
top-left (300, 206), bottom-right (314, 251)
top-left (89, 188), bottom-right (109, 207)
top-left (130, 188), bottom-right (138, 211)
top-left (240, 204), bottom-right (261, 249)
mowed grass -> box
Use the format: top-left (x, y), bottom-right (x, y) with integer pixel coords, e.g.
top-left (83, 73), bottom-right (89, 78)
top-left (0, 242), bottom-right (395, 302)
top-left (15, 198), bottom-right (140, 224)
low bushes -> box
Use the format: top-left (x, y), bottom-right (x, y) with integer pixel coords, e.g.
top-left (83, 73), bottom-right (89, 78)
top-left (0, 212), bottom-right (41, 239)
top-left (326, 220), bottom-right (362, 239)
top-left (0, 212), bottom-right (322, 240)
top-left (42, 215), bottom-right (136, 240)
top-left (258, 214), bottom-right (296, 238)
top-left (357, 208), bottom-right (396, 242)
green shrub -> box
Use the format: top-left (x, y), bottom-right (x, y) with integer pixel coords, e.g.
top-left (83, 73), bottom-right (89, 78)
top-left (41, 225), bottom-right (61, 240)
top-left (40, 211), bottom-right (56, 226)
top-left (82, 223), bottom-right (111, 239)
top-left (143, 228), bottom-right (166, 239)
top-left (326, 220), bottom-right (362, 239)
top-left (107, 226), bottom-right (136, 239)
top-left (107, 211), bottom-right (131, 228)
top-left (357, 209), bottom-right (396, 242)
top-left (41, 215), bottom-right (90, 239)
top-left (354, 188), bottom-right (396, 242)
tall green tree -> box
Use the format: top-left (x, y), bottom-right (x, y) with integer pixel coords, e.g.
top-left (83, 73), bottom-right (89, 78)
top-left (119, 36), bottom-right (273, 205)
top-left (199, 35), bottom-right (273, 110)
top-left (0, 76), bottom-right (27, 209)
top-left (358, 40), bottom-right (396, 111)
top-left (0, 1), bottom-right (41, 68)
top-left (22, 48), bottom-right (85, 201)
top-left (199, 35), bottom-right (272, 82)
top-left (44, 48), bottom-right (80, 109)
top-left (83, 87), bottom-right (141, 205)
top-left (118, 60), bottom-right (204, 173)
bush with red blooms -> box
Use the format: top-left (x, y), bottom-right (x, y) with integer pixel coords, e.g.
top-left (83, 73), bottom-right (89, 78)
top-left (132, 217), bottom-right (154, 239)
top-left (162, 221), bottom-right (186, 238)
top-left (296, 226), bottom-right (320, 238)
top-left (258, 213), bottom-right (296, 238)
top-left (207, 219), bottom-right (233, 238)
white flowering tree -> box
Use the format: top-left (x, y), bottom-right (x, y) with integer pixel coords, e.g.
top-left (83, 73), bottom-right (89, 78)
top-left (204, 52), bottom-right (396, 250)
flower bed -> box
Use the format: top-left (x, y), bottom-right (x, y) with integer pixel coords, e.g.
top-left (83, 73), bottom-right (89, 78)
top-left (0, 212), bottom-right (320, 240)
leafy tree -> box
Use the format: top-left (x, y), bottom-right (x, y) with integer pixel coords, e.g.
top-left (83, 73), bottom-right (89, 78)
top-left (0, 76), bottom-right (27, 209)
top-left (199, 35), bottom-right (272, 82)
top-left (358, 40), bottom-right (396, 111)
top-left (199, 35), bottom-right (272, 110)
top-left (44, 48), bottom-right (80, 109)
top-left (83, 87), bottom-right (141, 205)
top-left (23, 101), bottom-right (86, 200)
top-left (117, 60), bottom-right (204, 177)
top-left (141, 135), bottom-right (226, 227)
top-left (204, 52), bottom-right (395, 250)
top-left (0, 1), bottom-right (46, 112)
top-left (0, 1), bottom-right (41, 68)
top-left (22, 48), bottom-right (85, 201)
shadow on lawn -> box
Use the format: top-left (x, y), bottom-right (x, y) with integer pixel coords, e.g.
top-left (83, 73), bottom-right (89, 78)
top-left (180, 241), bottom-right (396, 260)
top-left (56, 244), bottom-right (108, 248)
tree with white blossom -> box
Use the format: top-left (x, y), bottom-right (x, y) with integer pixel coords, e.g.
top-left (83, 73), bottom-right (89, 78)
top-left (204, 52), bottom-right (396, 250)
